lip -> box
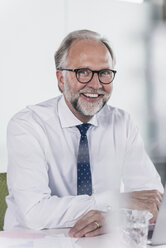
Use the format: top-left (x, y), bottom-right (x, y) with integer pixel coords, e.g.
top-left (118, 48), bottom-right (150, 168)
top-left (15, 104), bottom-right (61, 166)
top-left (80, 93), bottom-right (104, 102)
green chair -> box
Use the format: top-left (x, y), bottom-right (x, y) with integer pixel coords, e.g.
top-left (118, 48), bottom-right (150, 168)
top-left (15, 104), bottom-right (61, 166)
top-left (0, 173), bottom-right (8, 231)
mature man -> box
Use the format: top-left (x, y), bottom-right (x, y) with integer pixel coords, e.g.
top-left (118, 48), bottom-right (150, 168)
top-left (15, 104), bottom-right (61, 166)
top-left (4, 30), bottom-right (163, 238)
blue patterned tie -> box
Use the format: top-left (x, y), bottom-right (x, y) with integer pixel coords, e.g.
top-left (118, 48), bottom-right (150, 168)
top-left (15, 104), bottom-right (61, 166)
top-left (76, 123), bottom-right (92, 195)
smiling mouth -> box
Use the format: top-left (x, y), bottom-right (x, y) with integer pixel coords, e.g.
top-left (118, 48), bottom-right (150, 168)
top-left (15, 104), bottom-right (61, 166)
top-left (81, 93), bottom-right (103, 98)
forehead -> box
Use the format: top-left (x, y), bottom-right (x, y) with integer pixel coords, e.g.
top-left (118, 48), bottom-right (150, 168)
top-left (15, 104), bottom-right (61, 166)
top-left (66, 39), bottom-right (113, 68)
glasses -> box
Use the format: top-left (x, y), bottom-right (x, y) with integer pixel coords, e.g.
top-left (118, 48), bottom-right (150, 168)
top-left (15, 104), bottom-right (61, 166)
top-left (58, 68), bottom-right (117, 84)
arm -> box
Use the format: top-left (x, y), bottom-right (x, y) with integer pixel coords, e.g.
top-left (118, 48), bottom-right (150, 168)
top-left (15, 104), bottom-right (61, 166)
top-left (7, 116), bottom-right (112, 230)
top-left (122, 115), bottom-right (163, 193)
top-left (68, 189), bottom-right (163, 238)
top-left (69, 116), bottom-right (164, 238)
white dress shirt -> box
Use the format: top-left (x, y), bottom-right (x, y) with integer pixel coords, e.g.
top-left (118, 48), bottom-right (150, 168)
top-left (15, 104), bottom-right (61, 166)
top-left (4, 95), bottom-right (163, 230)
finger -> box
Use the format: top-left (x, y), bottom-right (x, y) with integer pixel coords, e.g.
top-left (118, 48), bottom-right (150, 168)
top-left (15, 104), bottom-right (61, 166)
top-left (69, 213), bottom-right (94, 235)
top-left (69, 212), bottom-right (99, 234)
top-left (142, 197), bottom-right (160, 210)
top-left (72, 221), bottom-right (102, 238)
top-left (148, 203), bottom-right (158, 223)
top-left (156, 191), bottom-right (163, 203)
top-left (148, 190), bottom-right (163, 202)
top-left (150, 190), bottom-right (163, 203)
top-left (155, 197), bottom-right (162, 210)
top-left (69, 219), bottom-right (102, 237)
top-left (85, 226), bottom-right (105, 237)
top-left (132, 190), bottom-right (162, 199)
top-left (69, 210), bottom-right (104, 237)
top-left (147, 191), bottom-right (163, 210)
top-left (131, 190), bottom-right (163, 209)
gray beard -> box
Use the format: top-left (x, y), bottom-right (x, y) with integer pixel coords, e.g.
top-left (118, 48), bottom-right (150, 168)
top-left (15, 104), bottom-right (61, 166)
top-left (63, 77), bottom-right (110, 117)
top-left (72, 96), bottom-right (107, 117)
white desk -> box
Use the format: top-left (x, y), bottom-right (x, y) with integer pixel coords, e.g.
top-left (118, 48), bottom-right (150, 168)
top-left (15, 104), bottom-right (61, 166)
top-left (0, 228), bottom-right (166, 248)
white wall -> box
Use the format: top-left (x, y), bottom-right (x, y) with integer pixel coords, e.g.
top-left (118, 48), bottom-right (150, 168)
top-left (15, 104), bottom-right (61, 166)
top-left (0, 0), bottom-right (152, 172)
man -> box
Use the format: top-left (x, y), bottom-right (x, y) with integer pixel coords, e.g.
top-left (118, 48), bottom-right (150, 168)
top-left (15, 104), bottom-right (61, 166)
top-left (4, 30), bottom-right (163, 238)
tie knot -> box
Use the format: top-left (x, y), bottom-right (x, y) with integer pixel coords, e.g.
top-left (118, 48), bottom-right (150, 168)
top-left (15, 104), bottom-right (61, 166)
top-left (76, 123), bottom-right (91, 136)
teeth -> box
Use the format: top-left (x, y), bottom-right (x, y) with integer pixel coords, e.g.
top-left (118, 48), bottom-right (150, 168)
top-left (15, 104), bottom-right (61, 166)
top-left (83, 93), bottom-right (99, 98)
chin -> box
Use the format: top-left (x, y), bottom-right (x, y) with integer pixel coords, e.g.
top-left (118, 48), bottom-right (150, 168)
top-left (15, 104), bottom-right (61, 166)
top-left (76, 100), bottom-right (106, 117)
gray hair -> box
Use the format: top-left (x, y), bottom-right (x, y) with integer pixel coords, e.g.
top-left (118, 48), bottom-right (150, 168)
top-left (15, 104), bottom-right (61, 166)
top-left (54, 29), bottom-right (116, 69)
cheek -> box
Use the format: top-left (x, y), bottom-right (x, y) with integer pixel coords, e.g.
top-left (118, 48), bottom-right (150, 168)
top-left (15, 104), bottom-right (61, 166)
top-left (65, 79), bottom-right (83, 95)
top-left (65, 73), bottom-right (77, 89)
top-left (68, 78), bottom-right (86, 93)
top-left (103, 84), bottom-right (113, 94)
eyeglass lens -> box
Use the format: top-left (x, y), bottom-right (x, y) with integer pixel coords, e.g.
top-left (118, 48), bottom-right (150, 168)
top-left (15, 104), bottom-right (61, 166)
top-left (76, 68), bottom-right (114, 84)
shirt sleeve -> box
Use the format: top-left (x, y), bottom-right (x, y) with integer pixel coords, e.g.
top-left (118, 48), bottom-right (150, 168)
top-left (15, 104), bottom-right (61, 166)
top-left (6, 115), bottom-right (112, 230)
top-left (122, 115), bottom-right (164, 193)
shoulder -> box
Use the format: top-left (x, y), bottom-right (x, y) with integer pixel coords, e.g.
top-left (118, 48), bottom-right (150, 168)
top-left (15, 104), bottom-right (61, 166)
top-left (8, 96), bottom-right (61, 132)
top-left (97, 104), bottom-right (139, 138)
top-left (98, 104), bottom-right (131, 125)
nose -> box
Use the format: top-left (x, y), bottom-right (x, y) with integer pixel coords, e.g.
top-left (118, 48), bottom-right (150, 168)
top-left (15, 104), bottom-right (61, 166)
top-left (87, 72), bottom-right (102, 89)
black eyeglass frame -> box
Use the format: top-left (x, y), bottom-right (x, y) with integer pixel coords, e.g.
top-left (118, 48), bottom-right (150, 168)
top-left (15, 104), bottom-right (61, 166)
top-left (58, 68), bottom-right (117, 84)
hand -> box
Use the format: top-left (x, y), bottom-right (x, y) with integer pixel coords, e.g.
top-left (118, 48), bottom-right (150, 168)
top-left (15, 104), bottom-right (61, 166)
top-left (69, 210), bottom-right (107, 238)
top-left (120, 190), bottom-right (163, 223)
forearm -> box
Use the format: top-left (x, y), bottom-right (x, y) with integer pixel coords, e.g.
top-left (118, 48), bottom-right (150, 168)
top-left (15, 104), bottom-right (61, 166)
top-left (21, 194), bottom-right (94, 229)
top-left (13, 190), bottom-right (114, 230)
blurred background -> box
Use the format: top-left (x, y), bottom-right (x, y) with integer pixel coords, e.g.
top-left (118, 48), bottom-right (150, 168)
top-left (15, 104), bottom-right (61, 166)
top-left (0, 0), bottom-right (166, 184)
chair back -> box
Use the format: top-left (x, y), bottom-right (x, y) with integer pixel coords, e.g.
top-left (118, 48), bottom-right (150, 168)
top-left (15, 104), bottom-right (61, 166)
top-left (0, 173), bottom-right (8, 231)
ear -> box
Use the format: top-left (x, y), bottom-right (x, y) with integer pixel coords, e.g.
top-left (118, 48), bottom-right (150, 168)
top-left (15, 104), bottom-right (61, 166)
top-left (56, 70), bottom-right (65, 92)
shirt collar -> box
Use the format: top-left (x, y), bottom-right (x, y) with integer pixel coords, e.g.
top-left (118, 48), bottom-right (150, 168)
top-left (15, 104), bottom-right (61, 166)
top-left (58, 95), bottom-right (98, 128)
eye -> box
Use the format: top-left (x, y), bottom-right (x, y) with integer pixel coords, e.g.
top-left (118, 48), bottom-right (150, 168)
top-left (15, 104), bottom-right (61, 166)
top-left (100, 69), bottom-right (112, 77)
top-left (77, 68), bottom-right (90, 77)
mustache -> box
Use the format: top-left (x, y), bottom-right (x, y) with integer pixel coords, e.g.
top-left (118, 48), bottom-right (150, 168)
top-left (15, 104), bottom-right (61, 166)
top-left (79, 89), bottom-right (106, 95)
